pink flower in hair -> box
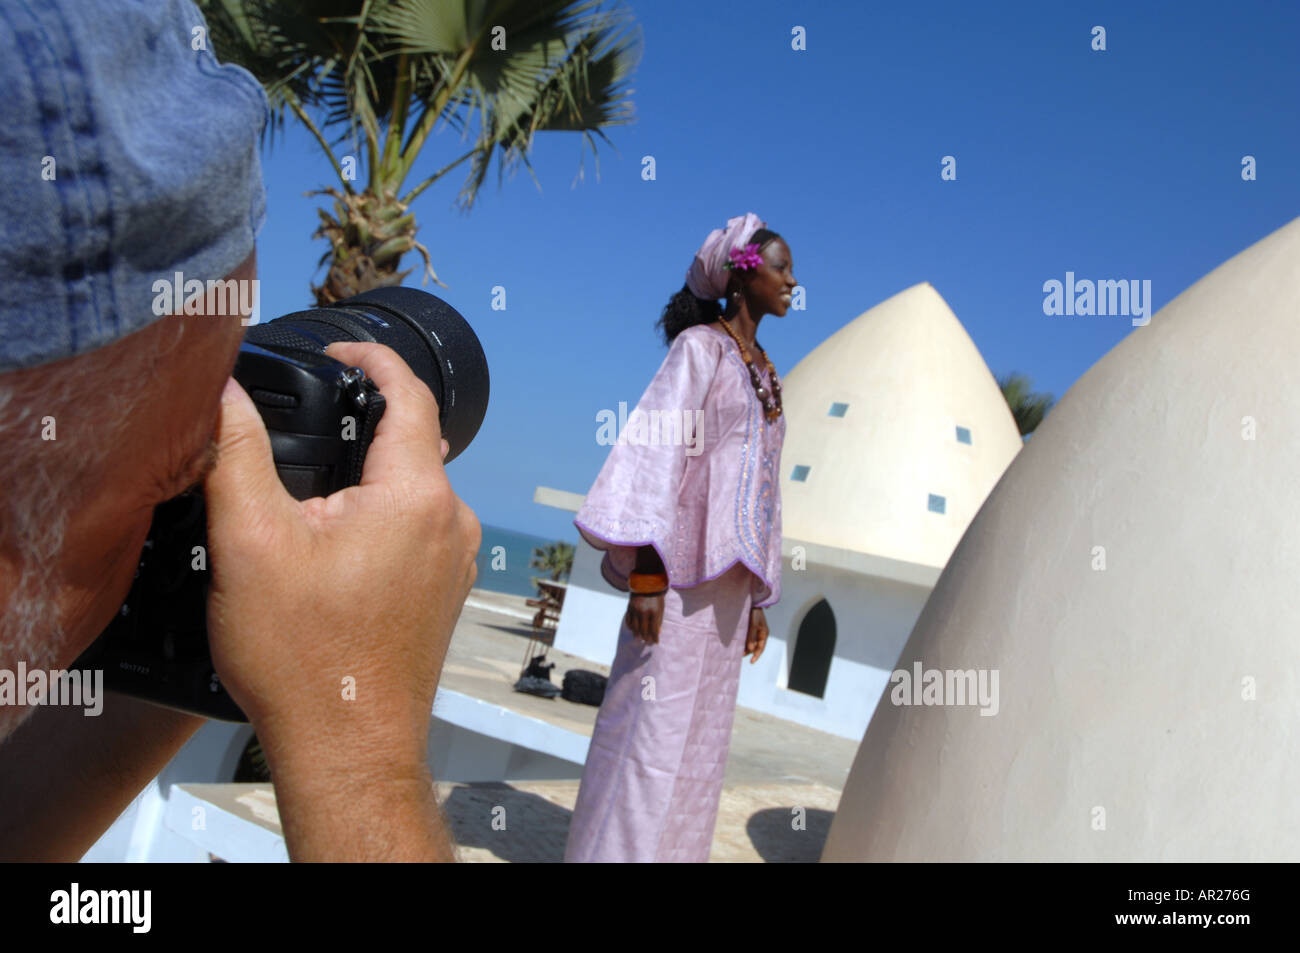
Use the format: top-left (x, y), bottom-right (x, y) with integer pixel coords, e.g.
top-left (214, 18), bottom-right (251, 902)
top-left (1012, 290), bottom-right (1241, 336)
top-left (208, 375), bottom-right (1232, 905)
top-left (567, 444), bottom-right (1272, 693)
top-left (725, 243), bottom-right (765, 271)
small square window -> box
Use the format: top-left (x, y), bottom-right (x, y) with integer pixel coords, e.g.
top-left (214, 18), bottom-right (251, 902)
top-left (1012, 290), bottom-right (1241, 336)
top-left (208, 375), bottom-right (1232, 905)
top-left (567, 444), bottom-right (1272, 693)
top-left (828, 402), bottom-right (849, 418)
top-left (956, 426), bottom-right (972, 444)
top-left (791, 465), bottom-right (811, 482)
top-left (927, 493), bottom-right (946, 514)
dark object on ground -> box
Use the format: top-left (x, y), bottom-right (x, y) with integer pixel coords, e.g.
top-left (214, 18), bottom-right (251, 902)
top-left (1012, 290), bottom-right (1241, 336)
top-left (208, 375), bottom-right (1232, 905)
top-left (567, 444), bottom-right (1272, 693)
top-left (514, 675), bottom-right (561, 698)
top-left (524, 656), bottom-right (555, 680)
top-left (514, 655), bottom-right (561, 698)
top-left (562, 669), bottom-right (608, 706)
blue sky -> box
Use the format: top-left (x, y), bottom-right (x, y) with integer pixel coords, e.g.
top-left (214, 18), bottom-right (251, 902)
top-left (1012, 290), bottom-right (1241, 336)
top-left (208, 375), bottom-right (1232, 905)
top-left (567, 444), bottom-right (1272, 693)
top-left (249, 0), bottom-right (1300, 541)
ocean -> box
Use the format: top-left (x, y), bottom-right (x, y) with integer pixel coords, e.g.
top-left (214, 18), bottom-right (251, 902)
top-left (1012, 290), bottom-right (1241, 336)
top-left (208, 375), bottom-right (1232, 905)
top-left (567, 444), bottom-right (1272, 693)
top-left (475, 524), bottom-right (578, 598)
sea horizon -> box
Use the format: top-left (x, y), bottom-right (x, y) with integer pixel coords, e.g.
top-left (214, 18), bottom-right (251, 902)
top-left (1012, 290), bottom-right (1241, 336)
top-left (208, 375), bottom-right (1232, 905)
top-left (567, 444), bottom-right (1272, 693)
top-left (474, 523), bottom-right (578, 599)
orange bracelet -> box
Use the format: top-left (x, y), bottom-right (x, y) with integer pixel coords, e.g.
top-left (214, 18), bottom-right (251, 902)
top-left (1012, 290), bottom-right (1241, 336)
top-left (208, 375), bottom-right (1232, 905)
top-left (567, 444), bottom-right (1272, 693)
top-left (628, 570), bottom-right (669, 594)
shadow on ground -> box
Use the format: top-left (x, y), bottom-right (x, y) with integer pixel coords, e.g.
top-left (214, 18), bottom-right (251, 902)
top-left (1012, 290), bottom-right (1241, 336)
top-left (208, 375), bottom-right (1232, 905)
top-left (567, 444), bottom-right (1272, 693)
top-left (442, 782), bottom-right (572, 863)
top-left (443, 784), bottom-right (836, 863)
top-left (483, 622), bottom-right (548, 641)
top-left (745, 807), bottom-right (835, 862)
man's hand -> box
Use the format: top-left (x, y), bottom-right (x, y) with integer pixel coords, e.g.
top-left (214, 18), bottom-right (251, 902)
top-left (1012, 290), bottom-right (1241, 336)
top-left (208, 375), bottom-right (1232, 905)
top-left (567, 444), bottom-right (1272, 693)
top-left (625, 593), bottom-right (666, 644)
top-left (744, 607), bottom-right (768, 663)
top-left (203, 341), bottom-right (480, 861)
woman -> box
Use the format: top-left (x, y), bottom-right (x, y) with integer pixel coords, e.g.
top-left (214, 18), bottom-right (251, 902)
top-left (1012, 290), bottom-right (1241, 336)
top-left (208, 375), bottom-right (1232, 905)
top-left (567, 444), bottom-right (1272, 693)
top-left (565, 213), bottom-right (796, 862)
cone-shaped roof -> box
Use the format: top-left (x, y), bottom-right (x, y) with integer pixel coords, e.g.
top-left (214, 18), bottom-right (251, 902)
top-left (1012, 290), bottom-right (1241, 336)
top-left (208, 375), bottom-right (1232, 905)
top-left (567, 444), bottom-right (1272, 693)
top-left (780, 282), bottom-right (1022, 568)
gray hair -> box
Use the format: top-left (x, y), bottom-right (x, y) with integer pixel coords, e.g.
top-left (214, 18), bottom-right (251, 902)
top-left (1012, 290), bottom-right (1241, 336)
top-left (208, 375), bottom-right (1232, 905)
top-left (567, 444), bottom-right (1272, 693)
top-left (0, 320), bottom-right (186, 703)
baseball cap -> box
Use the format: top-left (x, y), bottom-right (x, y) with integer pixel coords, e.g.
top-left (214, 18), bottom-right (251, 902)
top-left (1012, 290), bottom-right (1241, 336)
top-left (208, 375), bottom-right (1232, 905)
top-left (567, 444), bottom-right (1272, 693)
top-left (0, 0), bottom-right (269, 373)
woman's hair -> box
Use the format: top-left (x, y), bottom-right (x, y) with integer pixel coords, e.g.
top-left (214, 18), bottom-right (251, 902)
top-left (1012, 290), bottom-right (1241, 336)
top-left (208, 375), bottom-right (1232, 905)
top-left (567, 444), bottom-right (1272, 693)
top-left (656, 228), bottom-right (783, 344)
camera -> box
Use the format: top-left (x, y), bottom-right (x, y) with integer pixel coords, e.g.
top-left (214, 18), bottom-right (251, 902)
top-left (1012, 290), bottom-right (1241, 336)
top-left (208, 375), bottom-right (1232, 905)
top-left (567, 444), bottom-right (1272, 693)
top-left (73, 287), bottom-right (489, 722)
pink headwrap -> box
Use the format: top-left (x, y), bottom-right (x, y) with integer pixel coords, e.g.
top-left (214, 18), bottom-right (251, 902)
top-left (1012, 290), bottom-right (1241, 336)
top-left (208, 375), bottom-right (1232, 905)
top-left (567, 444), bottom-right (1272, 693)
top-left (685, 212), bottom-right (767, 301)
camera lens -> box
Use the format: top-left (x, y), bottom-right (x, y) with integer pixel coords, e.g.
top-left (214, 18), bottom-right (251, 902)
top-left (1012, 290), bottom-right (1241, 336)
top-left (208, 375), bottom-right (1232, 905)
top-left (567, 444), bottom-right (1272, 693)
top-left (244, 288), bottom-right (489, 462)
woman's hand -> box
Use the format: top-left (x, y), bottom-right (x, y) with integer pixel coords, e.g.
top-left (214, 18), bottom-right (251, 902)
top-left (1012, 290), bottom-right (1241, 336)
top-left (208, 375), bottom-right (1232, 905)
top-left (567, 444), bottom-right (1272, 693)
top-left (626, 592), bottom-right (666, 644)
top-left (745, 607), bottom-right (769, 662)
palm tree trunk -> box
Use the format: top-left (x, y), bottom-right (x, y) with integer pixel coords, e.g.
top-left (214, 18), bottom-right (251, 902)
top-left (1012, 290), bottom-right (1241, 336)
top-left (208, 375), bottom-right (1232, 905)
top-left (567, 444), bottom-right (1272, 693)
top-left (310, 188), bottom-right (440, 305)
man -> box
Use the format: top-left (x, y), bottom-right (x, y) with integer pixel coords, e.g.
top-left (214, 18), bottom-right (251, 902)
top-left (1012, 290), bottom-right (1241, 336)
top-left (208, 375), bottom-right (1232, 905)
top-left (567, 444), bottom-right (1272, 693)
top-left (0, 0), bottom-right (480, 860)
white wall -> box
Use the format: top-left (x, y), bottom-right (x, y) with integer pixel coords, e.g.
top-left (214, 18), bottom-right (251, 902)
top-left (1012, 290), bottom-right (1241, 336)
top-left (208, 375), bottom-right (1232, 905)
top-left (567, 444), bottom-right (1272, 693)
top-left (81, 690), bottom-right (588, 861)
top-left (427, 689), bottom-right (588, 783)
top-left (552, 535), bottom-right (627, 663)
top-left (81, 719), bottom-right (252, 862)
top-left (738, 563), bottom-right (932, 739)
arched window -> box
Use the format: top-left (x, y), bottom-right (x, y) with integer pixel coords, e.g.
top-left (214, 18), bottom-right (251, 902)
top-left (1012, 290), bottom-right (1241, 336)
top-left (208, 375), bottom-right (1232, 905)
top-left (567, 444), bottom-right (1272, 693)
top-left (789, 598), bottom-right (836, 698)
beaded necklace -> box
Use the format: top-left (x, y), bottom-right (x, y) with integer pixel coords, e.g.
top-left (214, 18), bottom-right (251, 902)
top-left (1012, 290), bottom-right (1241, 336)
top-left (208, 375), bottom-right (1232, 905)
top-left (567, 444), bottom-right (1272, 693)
top-left (717, 318), bottom-right (783, 422)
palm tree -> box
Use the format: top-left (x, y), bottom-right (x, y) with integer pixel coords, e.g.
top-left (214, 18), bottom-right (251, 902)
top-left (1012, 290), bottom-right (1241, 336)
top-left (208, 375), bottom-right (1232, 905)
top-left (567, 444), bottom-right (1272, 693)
top-left (997, 371), bottom-right (1056, 437)
top-left (531, 540), bottom-right (575, 581)
top-left (199, 0), bottom-right (640, 304)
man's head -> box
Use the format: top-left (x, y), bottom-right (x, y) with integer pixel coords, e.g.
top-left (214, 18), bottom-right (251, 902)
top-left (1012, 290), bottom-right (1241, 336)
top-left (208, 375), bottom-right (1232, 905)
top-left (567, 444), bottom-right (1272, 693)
top-left (0, 0), bottom-right (269, 738)
top-left (0, 258), bottom-right (252, 738)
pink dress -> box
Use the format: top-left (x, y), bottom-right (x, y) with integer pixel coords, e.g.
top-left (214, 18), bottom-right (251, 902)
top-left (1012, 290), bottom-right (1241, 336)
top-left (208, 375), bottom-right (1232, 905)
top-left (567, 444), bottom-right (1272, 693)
top-left (565, 323), bottom-right (785, 862)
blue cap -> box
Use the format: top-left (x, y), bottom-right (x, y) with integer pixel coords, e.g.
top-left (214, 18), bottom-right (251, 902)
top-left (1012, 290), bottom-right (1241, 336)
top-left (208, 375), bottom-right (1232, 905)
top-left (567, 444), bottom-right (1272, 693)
top-left (0, 0), bottom-right (269, 373)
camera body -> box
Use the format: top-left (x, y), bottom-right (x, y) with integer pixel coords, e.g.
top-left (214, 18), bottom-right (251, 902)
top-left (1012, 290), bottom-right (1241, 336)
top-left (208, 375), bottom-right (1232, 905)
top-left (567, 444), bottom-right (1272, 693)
top-left (73, 288), bottom-right (488, 723)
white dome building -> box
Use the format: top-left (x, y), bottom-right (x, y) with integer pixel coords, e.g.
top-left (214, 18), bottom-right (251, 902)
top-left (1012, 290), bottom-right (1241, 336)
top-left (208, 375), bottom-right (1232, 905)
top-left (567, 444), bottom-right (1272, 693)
top-left (823, 216), bottom-right (1300, 860)
top-left (732, 283), bottom-right (1023, 737)
top-left (779, 282), bottom-right (1024, 567)
top-left (546, 282), bottom-right (1024, 740)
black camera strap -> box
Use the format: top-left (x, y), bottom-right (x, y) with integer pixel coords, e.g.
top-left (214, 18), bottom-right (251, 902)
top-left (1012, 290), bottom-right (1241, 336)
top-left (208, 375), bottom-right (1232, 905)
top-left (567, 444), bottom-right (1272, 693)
top-left (342, 374), bottom-right (386, 487)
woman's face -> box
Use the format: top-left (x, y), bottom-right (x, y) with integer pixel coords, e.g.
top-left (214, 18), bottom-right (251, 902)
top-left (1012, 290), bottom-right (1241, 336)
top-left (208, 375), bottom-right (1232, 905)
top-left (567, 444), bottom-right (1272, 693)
top-left (745, 238), bottom-right (798, 317)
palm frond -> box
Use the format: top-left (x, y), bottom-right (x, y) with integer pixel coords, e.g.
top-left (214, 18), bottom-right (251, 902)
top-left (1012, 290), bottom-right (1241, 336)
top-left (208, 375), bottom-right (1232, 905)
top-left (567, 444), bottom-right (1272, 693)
top-left (997, 371), bottom-right (1056, 437)
top-left (198, 0), bottom-right (640, 300)
top-left (452, 7), bottom-right (640, 207)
